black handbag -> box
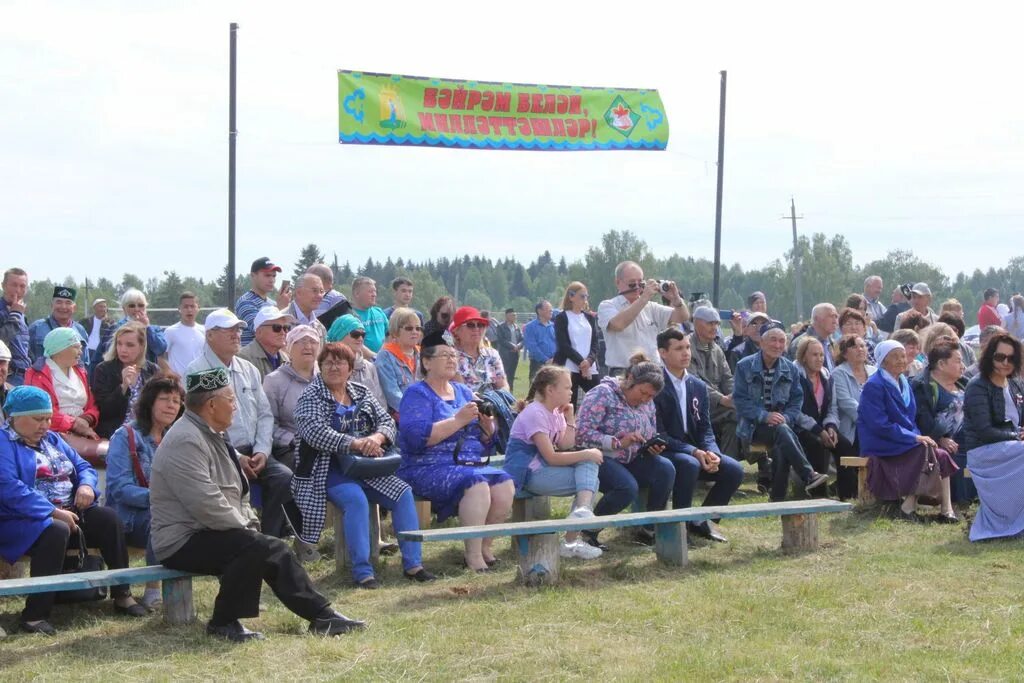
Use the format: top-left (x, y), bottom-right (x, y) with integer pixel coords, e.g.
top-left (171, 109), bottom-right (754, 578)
top-left (333, 448), bottom-right (402, 479)
top-left (55, 517), bottom-right (108, 603)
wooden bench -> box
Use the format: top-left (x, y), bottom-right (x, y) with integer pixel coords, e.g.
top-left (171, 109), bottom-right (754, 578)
top-left (412, 454), bottom-right (508, 529)
top-left (0, 566), bottom-right (199, 625)
top-left (840, 457), bottom-right (874, 505)
top-left (398, 499), bottom-right (852, 585)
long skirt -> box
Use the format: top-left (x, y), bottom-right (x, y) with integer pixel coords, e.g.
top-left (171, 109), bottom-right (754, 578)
top-left (968, 440), bottom-right (1024, 541)
top-left (867, 443), bottom-right (957, 501)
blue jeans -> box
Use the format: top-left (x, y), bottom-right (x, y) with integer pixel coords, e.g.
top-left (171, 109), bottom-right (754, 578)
top-left (753, 423), bottom-right (815, 501)
top-left (326, 481), bottom-right (422, 582)
top-left (593, 455), bottom-right (676, 531)
top-left (661, 451), bottom-right (745, 509)
top-left (524, 460), bottom-right (599, 497)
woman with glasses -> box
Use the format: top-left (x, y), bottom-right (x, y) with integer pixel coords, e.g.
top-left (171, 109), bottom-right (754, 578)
top-left (553, 282), bottom-right (599, 408)
top-left (423, 296), bottom-right (455, 339)
top-left (101, 289), bottom-right (167, 367)
top-left (326, 314), bottom-right (386, 409)
top-left (91, 322), bottom-right (160, 438)
top-left (450, 306), bottom-right (508, 393)
top-left (963, 332), bottom-right (1024, 540)
top-left (397, 330), bottom-right (513, 572)
top-left (375, 308), bottom-right (421, 415)
top-left (263, 325), bottom-right (322, 470)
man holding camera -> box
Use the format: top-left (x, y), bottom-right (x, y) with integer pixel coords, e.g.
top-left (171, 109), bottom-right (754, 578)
top-left (597, 261), bottom-right (688, 376)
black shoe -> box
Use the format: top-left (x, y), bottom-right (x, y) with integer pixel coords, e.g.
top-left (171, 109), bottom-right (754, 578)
top-left (354, 577), bottom-right (381, 590)
top-left (114, 601), bottom-right (149, 618)
top-left (633, 528), bottom-right (655, 546)
top-left (689, 521), bottom-right (728, 543)
top-left (377, 542), bottom-right (399, 556)
top-left (896, 510), bottom-right (925, 524)
top-left (309, 609), bottom-right (367, 636)
top-left (206, 620), bottom-right (264, 642)
top-left (756, 481), bottom-right (771, 495)
top-left (405, 568), bottom-right (437, 583)
top-left (933, 513), bottom-right (961, 525)
top-left (19, 620), bottom-right (56, 636)
top-left (581, 532), bottom-right (609, 552)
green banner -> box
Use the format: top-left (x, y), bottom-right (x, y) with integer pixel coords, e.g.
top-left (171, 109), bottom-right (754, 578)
top-left (338, 70), bottom-right (669, 151)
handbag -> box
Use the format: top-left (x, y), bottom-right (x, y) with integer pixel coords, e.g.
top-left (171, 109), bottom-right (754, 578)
top-left (333, 448), bottom-right (402, 479)
top-left (915, 445), bottom-right (943, 506)
top-left (126, 428), bottom-right (149, 488)
top-left (55, 515), bottom-right (108, 603)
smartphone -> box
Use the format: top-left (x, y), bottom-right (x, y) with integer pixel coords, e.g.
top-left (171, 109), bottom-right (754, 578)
top-left (719, 309), bottom-right (734, 321)
top-left (280, 279), bottom-right (291, 294)
top-left (641, 434), bottom-right (669, 453)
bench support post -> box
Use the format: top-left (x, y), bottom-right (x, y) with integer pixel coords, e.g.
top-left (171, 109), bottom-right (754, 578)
top-left (516, 533), bottom-right (560, 586)
top-left (334, 503), bottom-right (381, 573)
top-left (781, 513), bottom-right (819, 553)
top-left (654, 522), bottom-right (689, 566)
top-left (511, 496), bottom-right (551, 523)
top-left (856, 467), bottom-right (874, 506)
top-left (162, 575), bottom-right (196, 625)
top-left (414, 499), bottom-right (432, 530)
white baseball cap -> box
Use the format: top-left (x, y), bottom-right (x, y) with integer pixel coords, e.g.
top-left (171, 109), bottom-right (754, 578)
top-left (253, 306), bottom-right (296, 329)
top-left (0, 339), bottom-right (11, 361)
top-left (204, 308), bottom-right (248, 330)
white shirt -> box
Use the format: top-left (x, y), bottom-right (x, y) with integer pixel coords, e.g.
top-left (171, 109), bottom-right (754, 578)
top-left (86, 316), bottom-right (104, 351)
top-left (668, 369), bottom-right (688, 433)
top-left (596, 295), bottom-right (674, 368)
top-left (187, 347), bottom-right (274, 454)
top-left (564, 311), bottom-right (595, 376)
top-left (165, 322), bottom-right (207, 379)
top-left (46, 358), bottom-right (86, 417)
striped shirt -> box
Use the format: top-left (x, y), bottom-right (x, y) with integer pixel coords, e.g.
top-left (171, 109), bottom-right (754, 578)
top-left (234, 290), bottom-right (269, 346)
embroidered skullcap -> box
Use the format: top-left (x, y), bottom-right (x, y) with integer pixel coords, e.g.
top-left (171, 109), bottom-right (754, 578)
top-left (43, 327), bottom-right (81, 358)
top-left (52, 286), bottom-right (76, 301)
top-left (326, 314), bottom-right (364, 343)
top-left (4, 385), bottom-right (53, 417)
top-left (185, 368), bottom-right (230, 394)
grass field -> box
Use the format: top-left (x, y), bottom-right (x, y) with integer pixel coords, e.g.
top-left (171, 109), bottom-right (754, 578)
top-left (2, 362), bottom-right (1023, 681)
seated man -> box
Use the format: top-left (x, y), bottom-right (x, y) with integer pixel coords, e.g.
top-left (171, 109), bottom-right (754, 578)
top-left (727, 311), bottom-right (769, 371)
top-left (734, 320), bottom-right (830, 501)
top-left (688, 307), bottom-right (745, 464)
top-left (655, 328), bottom-right (744, 543)
top-left (238, 306), bottom-right (296, 380)
top-left (150, 368), bottom-right (364, 641)
top-left (27, 286), bottom-right (90, 368)
top-left (283, 273), bottom-right (327, 340)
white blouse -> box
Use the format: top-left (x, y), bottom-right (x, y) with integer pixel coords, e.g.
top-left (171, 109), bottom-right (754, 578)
top-left (565, 311), bottom-right (596, 377)
top-left (46, 359), bottom-right (87, 417)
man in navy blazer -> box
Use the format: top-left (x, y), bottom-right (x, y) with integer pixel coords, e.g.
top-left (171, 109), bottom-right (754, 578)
top-left (654, 328), bottom-right (744, 543)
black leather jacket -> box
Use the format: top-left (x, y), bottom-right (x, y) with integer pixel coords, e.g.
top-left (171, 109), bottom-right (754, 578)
top-left (963, 374), bottom-right (1024, 452)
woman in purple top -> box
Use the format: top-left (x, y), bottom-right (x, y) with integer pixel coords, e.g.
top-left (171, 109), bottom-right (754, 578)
top-left (575, 352), bottom-right (673, 550)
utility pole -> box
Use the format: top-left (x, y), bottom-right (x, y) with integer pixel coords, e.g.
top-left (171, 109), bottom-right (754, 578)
top-left (227, 22), bottom-right (239, 307)
top-left (781, 197), bottom-right (804, 321)
top-left (711, 70), bottom-right (727, 307)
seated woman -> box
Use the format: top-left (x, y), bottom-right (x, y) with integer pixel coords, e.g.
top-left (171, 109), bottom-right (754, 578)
top-left (838, 307), bottom-right (876, 364)
top-left (890, 329), bottom-right (924, 377)
top-left (856, 340), bottom-right (958, 523)
top-left (104, 289), bottom-right (168, 367)
top-left (375, 307), bottom-right (422, 415)
top-left (396, 330), bottom-right (514, 572)
top-left (831, 334), bottom-right (877, 499)
top-left (325, 315), bottom-right (387, 409)
top-left (105, 375), bottom-right (184, 609)
top-left (937, 311), bottom-right (977, 368)
top-left (963, 332), bottom-right (1024, 541)
top-left (450, 306), bottom-right (508, 393)
top-left (263, 325), bottom-right (321, 470)
top-left (25, 327), bottom-right (107, 464)
top-left (91, 322), bottom-right (160, 438)
top-left (552, 282), bottom-right (599, 409)
top-left (0, 386), bottom-right (146, 636)
top-left (292, 342), bottom-right (434, 588)
top-left (911, 341), bottom-right (971, 504)
top-left (793, 336), bottom-right (840, 486)
top-left (576, 353), bottom-right (674, 550)
top-left (503, 365), bottom-right (604, 560)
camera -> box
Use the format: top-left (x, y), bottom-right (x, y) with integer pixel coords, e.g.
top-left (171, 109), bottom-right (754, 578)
top-left (656, 280), bottom-right (675, 293)
top-left (899, 283), bottom-right (914, 299)
top-left (473, 399), bottom-right (495, 417)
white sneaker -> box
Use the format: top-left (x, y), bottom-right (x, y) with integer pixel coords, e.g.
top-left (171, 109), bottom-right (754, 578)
top-left (568, 506), bottom-right (595, 520)
top-left (560, 540), bottom-right (603, 560)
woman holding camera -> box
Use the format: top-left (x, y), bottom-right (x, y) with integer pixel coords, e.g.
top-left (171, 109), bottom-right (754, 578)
top-left (397, 331), bottom-right (514, 572)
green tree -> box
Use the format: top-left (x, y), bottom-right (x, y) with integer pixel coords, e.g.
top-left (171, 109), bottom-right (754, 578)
top-left (582, 230), bottom-right (655, 300)
top-left (293, 243), bottom-right (325, 282)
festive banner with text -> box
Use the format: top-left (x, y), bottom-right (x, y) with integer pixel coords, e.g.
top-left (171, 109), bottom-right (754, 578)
top-left (338, 70), bottom-right (669, 151)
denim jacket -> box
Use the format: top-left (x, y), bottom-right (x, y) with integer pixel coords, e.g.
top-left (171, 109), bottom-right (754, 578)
top-left (733, 352), bottom-right (804, 442)
top-left (104, 423), bottom-right (156, 533)
top-left (374, 346), bottom-right (419, 413)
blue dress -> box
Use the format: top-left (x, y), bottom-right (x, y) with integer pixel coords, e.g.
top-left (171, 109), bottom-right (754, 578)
top-left (397, 381), bottom-right (510, 521)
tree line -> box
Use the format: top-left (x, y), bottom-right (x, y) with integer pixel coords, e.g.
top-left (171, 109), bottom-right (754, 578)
top-left (21, 230), bottom-right (1024, 328)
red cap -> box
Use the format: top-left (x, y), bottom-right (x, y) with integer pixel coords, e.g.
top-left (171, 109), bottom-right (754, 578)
top-left (449, 306), bottom-right (488, 332)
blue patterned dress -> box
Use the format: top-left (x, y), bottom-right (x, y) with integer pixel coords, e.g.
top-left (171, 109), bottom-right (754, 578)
top-left (397, 381), bottom-right (510, 521)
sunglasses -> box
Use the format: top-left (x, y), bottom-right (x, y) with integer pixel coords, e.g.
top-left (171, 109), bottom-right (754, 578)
top-left (125, 303), bottom-right (146, 309)
top-left (267, 324), bottom-right (292, 333)
top-left (463, 322), bottom-right (487, 330)
top-left (993, 352), bottom-right (1018, 364)
top-left (348, 330), bottom-right (366, 339)
top-left (401, 325), bottom-right (423, 332)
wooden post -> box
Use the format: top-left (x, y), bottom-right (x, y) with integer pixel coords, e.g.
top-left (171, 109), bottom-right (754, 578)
top-left (414, 498), bottom-right (431, 530)
top-left (654, 522), bottom-right (688, 566)
top-left (510, 496), bottom-right (551, 523)
top-left (369, 503), bottom-right (381, 565)
top-left (516, 534), bottom-right (560, 586)
top-left (781, 513), bottom-right (819, 553)
top-left (857, 467), bottom-right (874, 506)
top-left (0, 557), bottom-right (28, 580)
top-left (162, 576), bottom-right (196, 625)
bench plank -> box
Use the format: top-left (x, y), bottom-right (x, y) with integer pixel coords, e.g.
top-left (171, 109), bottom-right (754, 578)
top-left (398, 500), bottom-right (852, 543)
top-left (0, 566), bottom-right (195, 597)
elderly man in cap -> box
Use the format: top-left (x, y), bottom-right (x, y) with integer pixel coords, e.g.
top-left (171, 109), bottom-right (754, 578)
top-left (80, 298), bottom-right (114, 374)
top-left (238, 306), bottom-right (297, 380)
top-left (734, 319), bottom-right (830, 501)
top-left (727, 311), bottom-right (770, 372)
top-left (283, 273), bottom-right (327, 340)
top-left (235, 257), bottom-right (292, 346)
top-left (688, 306), bottom-right (744, 462)
top-left (150, 368), bottom-right (365, 641)
top-left (0, 340), bottom-right (11, 419)
top-left (0, 268), bottom-right (30, 385)
top-left (187, 309), bottom-right (294, 539)
top-left (27, 286), bottom-right (90, 368)
top-left (895, 283), bottom-right (938, 328)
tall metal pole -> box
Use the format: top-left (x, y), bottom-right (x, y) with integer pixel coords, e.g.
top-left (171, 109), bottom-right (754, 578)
top-left (790, 196), bottom-right (803, 321)
top-left (712, 71), bottom-right (727, 307)
top-left (227, 23), bottom-right (239, 307)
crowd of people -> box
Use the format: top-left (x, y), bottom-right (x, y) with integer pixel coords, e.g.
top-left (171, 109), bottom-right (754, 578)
top-left (3, 257), bottom-right (1024, 641)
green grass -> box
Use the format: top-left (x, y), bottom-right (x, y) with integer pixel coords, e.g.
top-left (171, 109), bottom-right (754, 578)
top-left (3, 363), bottom-right (1023, 680)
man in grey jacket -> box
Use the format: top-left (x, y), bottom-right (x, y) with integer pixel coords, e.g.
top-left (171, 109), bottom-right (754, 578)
top-left (151, 368), bottom-right (364, 641)
top-left (688, 307), bottom-right (741, 462)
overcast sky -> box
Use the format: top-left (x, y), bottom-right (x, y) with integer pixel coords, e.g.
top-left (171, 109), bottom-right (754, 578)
top-left (3, 1), bottom-right (1022, 285)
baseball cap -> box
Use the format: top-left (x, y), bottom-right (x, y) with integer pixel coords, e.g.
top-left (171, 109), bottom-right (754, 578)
top-left (250, 257), bottom-right (282, 274)
top-left (204, 308), bottom-right (248, 330)
top-left (746, 312), bottom-right (770, 326)
top-left (692, 306), bottom-right (721, 324)
top-left (910, 282), bottom-right (932, 296)
top-left (0, 339), bottom-right (11, 361)
top-left (92, 298), bottom-right (107, 307)
top-left (253, 306), bottom-right (296, 329)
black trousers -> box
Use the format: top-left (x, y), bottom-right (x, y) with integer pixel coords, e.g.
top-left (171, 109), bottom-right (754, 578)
top-left (23, 505), bottom-right (130, 621)
top-left (498, 352), bottom-right (519, 392)
top-left (162, 528), bottom-right (330, 626)
top-left (569, 371), bottom-right (599, 409)
top-left (833, 434), bottom-right (861, 501)
top-left (797, 431), bottom-right (834, 478)
top-left (237, 446), bottom-right (294, 538)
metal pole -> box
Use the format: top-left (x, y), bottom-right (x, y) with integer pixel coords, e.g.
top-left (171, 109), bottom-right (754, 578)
top-left (227, 22), bottom-right (238, 307)
top-left (712, 70), bottom-right (727, 307)
top-left (790, 196), bottom-right (803, 320)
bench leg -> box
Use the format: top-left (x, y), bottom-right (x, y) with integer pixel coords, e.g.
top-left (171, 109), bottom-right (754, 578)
top-left (511, 496), bottom-right (551, 523)
top-left (781, 513), bottom-right (820, 553)
top-left (654, 522), bottom-right (689, 566)
top-left (162, 575), bottom-right (196, 625)
top-left (857, 467), bottom-right (875, 506)
top-left (516, 533), bottom-right (560, 586)
top-left (415, 498), bottom-right (432, 530)
top-left (369, 503), bottom-right (381, 566)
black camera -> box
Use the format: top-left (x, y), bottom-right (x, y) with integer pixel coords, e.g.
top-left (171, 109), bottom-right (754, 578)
top-left (473, 399), bottom-right (495, 417)
top-left (899, 283), bottom-right (914, 299)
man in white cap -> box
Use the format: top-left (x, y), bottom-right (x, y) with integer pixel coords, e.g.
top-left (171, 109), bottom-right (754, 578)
top-left (688, 305), bottom-right (742, 463)
top-left (895, 283), bottom-right (938, 328)
top-left (238, 306), bottom-right (297, 380)
top-left (0, 339), bottom-right (11, 420)
top-left (187, 308), bottom-right (295, 539)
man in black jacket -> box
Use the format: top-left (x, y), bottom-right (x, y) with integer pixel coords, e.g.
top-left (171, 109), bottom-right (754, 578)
top-left (80, 298), bottom-right (115, 376)
top-left (494, 308), bottom-right (523, 392)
